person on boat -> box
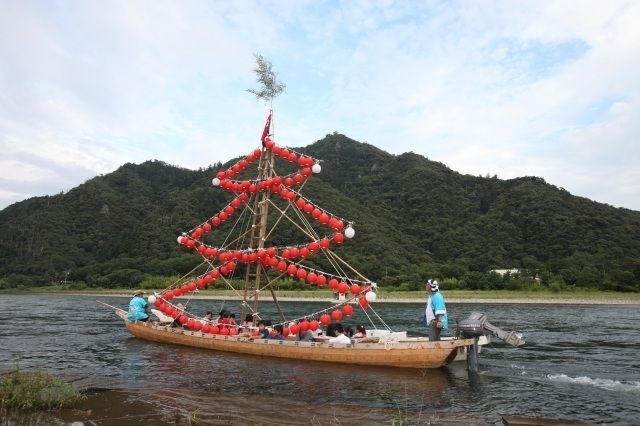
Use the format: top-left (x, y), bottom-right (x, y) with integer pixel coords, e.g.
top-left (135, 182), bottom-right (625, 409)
top-left (240, 313), bottom-right (254, 333)
top-left (218, 311), bottom-right (232, 329)
top-left (241, 313), bottom-right (253, 327)
top-left (216, 308), bottom-right (228, 323)
top-left (269, 324), bottom-right (286, 340)
top-left (202, 311), bottom-right (213, 322)
top-left (127, 290), bottom-right (149, 322)
top-left (256, 321), bottom-right (270, 338)
top-left (425, 279), bottom-right (448, 341)
top-left (353, 324), bottom-right (366, 338)
top-left (329, 323), bottom-right (352, 344)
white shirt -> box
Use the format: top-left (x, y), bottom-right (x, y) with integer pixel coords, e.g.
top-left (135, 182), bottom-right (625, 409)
top-left (425, 296), bottom-right (436, 324)
top-left (329, 333), bottom-right (352, 344)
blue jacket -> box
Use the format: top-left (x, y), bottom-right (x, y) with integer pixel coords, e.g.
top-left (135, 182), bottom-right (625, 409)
top-left (128, 296), bottom-right (148, 321)
top-left (424, 292), bottom-right (448, 329)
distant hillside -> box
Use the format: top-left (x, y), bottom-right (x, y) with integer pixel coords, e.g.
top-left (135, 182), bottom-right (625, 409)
top-left (1, 133), bottom-right (639, 292)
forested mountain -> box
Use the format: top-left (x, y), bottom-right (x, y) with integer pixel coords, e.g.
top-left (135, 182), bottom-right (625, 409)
top-left (1, 133), bottom-right (639, 292)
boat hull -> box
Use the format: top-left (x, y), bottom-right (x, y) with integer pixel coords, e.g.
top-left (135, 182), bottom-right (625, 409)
top-left (124, 320), bottom-right (476, 369)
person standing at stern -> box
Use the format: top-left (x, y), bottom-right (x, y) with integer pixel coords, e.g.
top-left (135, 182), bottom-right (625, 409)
top-left (424, 279), bottom-right (448, 341)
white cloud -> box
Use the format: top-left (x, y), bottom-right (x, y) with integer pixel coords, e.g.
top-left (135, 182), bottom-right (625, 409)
top-left (0, 0), bottom-right (638, 211)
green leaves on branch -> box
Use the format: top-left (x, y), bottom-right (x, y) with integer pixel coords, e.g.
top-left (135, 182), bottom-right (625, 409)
top-left (246, 53), bottom-right (286, 104)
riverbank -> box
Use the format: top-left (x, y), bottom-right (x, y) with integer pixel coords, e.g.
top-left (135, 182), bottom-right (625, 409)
top-left (7, 288), bottom-right (639, 304)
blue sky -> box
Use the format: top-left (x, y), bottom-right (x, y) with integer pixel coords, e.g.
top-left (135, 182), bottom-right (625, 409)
top-left (1, 0), bottom-right (639, 211)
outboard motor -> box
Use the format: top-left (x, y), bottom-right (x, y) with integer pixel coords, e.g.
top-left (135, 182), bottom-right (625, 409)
top-left (457, 313), bottom-right (525, 374)
top-left (458, 317), bottom-right (485, 338)
top-left (458, 317), bottom-right (484, 374)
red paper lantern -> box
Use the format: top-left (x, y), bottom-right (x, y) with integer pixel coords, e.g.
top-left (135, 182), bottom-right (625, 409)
top-left (329, 278), bottom-right (339, 290)
top-left (350, 284), bottom-right (361, 295)
top-left (309, 320), bottom-right (319, 331)
top-left (300, 320), bottom-right (310, 331)
top-left (320, 314), bottom-right (331, 325)
top-left (333, 233), bottom-right (345, 244)
top-left (220, 327), bottom-right (230, 335)
top-left (316, 274), bottom-right (327, 286)
top-left (211, 326), bottom-right (220, 334)
top-left (358, 298), bottom-right (369, 309)
top-left (296, 268), bottom-right (307, 280)
top-left (290, 324), bottom-right (300, 334)
top-left (319, 238), bottom-right (331, 249)
top-left (338, 281), bottom-right (349, 294)
top-left (287, 264), bottom-right (298, 276)
top-left (342, 304), bottom-right (354, 316)
top-left (193, 321), bottom-right (203, 331)
top-left (331, 310), bottom-right (343, 321)
top-left (202, 324), bottom-right (211, 333)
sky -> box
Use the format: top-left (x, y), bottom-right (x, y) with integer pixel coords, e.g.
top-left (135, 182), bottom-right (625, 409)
top-left (1, 0), bottom-right (639, 212)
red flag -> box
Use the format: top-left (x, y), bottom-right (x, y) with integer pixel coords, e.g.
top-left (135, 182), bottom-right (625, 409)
top-left (261, 112), bottom-right (272, 144)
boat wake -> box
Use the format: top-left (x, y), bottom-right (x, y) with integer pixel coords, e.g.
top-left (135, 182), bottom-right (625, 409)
top-left (547, 374), bottom-right (640, 393)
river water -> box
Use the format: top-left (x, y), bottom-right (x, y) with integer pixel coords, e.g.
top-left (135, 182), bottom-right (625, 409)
top-left (1, 294), bottom-right (638, 425)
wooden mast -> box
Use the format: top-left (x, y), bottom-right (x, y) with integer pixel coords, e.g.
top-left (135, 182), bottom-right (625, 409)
top-left (242, 113), bottom-right (285, 324)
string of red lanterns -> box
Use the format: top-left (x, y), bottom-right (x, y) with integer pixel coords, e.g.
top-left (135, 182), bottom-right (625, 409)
top-left (166, 112), bottom-right (376, 334)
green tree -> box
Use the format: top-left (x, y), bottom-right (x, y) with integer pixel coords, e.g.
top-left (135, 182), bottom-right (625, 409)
top-left (246, 53), bottom-right (286, 105)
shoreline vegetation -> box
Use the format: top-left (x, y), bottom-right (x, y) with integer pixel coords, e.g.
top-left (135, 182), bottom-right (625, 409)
top-left (4, 287), bottom-right (640, 305)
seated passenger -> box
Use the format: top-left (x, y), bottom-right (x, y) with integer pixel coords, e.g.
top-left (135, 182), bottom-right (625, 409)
top-left (353, 324), bottom-right (366, 338)
top-left (257, 321), bottom-right (270, 338)
top-left (269, 324), bottom-right (286, 340)
top-left (329, 323), bottom-right (351, 344)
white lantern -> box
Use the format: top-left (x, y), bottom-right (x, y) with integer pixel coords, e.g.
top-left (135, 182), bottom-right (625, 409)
top-left (312, 163), bottom-right (321, 174)
top-left (344, 226), bottom-right (355, 238)
top-left (212, 178), bottom-right (221, 186)
top-left (365, 292), bottom-right (377, 302)
top-left (148, 295), bottom-right (157, 304)
top-left (176, 236), bottom-right (183, 244)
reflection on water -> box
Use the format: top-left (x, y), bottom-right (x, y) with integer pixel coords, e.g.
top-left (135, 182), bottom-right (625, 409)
top-left (1, 295), bottom-right (639, 424)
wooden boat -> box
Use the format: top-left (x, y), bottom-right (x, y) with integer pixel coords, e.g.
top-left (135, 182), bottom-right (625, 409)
top-left (114, 111), bottom-right (510, 369)
top-left (122, 316), bottom-right (477, 369)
